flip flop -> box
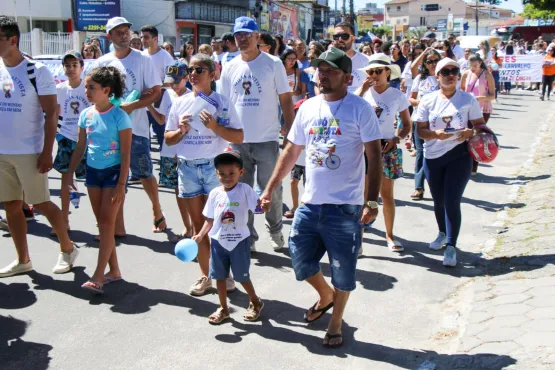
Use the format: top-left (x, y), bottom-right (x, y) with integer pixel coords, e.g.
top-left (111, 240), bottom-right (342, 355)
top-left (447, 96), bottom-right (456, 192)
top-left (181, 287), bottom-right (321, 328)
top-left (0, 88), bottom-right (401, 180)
top-left (388, 240), bottom-right (404, 252)
top-left (81, 280), bottom-right (104, 294)
top-left (323, 332), bottom-right (343, 348)
top-left (283, 210), bottom-right (295, 219)
top-left (103, 276), bottom-right (123, 285)
top-left (171, 233), bottom-right (192, 243)
top-left (153, 215), bottom-right (166, 233)
top-left (304, 301), bottom-right (334, 323)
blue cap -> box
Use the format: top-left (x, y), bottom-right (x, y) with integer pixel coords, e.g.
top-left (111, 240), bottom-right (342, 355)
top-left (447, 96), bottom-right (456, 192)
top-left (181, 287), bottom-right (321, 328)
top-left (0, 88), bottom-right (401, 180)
top-left (165, 60), bottom-right (188, 84)
top-left (233, 17), bottom-right (259, 34)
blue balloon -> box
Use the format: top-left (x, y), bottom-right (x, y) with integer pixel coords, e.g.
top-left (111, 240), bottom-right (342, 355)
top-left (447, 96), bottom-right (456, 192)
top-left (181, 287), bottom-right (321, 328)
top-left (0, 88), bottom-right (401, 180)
top-left (174, 239), bottom-right (198, 262)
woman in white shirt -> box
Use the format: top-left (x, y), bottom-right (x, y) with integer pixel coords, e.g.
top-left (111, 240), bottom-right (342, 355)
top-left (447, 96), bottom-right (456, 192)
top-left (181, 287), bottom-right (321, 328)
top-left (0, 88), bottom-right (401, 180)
top-left (415, 58), bottom-right (486, 267)
top-left (356, 54), bottom-right (411, 252)
top-left (408, 49), bottom-right (440, 201)
top-left (165, 53), bottom-right (244, 296)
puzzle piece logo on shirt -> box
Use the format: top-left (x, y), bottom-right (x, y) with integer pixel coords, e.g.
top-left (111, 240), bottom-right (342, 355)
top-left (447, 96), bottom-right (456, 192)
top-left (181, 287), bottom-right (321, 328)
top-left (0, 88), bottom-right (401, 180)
top-left (242, 81), bottom-right (252, 95)
top-left (442, 115), bottom-right (453, 127)
top-left (374, 106), bottom-right (383, 119)
top-left (3, 82), bottom-right (13, 98)
top-left (70, 101), bottom-right (80, 114)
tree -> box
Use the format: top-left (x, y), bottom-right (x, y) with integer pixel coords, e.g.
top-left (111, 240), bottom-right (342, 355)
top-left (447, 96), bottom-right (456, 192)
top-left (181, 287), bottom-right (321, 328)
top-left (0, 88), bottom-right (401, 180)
top-left (521, 3), bottom-right (555, 19)
top-left (522, 0), bottom-right (555, 9)
top-left (406, 27), bottom-right (428, 40)
top-left (372, 26), bottom-right (391, 39)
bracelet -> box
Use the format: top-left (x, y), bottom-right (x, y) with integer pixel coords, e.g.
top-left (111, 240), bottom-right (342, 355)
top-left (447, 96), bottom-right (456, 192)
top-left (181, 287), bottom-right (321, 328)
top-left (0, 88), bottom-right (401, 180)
top-left (118, 182), bottom-right (127, 185)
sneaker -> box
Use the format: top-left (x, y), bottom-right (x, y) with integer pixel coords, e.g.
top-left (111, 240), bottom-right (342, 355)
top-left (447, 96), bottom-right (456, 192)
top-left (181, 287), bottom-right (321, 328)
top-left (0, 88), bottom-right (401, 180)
top-left (0, 260), bottom-right (33, 277)
top-left (429, 232), bottom-right (447, 250)
top-left (0, 216), bottom-right (8, 230)
top-left (358, 245), bottom-right (363, 259)
top-left (189, 276), bottom-right (212, 296)
top-left (226, 275), bottom-right (236, 292)
top-left (443, 245), bottom-right (457, 267)
top-left (52, 245), bottom-right (79, 274)
top-left (250, 239), bottom-right (257, 252)
top-left (269, 232), bottom-right (285, 251)
top-left (128, 176), bottom-right (141, 185)
top-left (22, 207), bottom-right (34, 221)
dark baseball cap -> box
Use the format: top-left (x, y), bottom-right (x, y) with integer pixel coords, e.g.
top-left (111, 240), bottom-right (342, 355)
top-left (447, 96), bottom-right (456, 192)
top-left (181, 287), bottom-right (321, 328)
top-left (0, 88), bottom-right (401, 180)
top-left (422, 32), bottom-right (436, 40)
top-left (62, 50), bottom-right (84, 66)
top-left (221, 32), bottom-right (235, 43)
top-left (164, 60), bottom-right (188, 84)
top-left (310, 47), bottom-right (352, 74)
top-left (214, 149), bottom-right (243, 169)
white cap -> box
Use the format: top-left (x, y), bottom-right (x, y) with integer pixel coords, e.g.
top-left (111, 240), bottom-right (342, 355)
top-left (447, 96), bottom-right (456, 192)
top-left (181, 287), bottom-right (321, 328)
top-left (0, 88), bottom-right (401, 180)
top-left (106, 17), bottom-right (132, 34)
top-left (435, 58), bottom-right (460, 75)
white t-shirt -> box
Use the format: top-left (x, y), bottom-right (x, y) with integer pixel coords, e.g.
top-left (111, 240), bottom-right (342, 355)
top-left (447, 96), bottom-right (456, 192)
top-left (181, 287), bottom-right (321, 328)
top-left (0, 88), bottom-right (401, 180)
top-left (458, 58), bottom-right (470, 71)
top-left (142, 48), bottom-right (175, 83)
top-left (0, 59), bottom-right (56, 154)
top-left (452, 44), bottom-right (465, 61)
top-left (363, 87), bottom-right (410, 139)
top-left (401, 61), bottom-right (413, 99)
top-left (165, 91), bottom-right (242, 160)
top-left (203, 183), bottom-right (259, 251)
top-left (95, 49), bottom-right (161, 139)
top-left (477, 50), bottom-right (493, 64)
top-left (156, 87), bottom-right (191, 158)
top-left (288, 93), bottom-right (382, 205)
top-left (415, 90), bottom-right (483, 159)
top-left (221, 50), bottom-right (240, 69)
top-left (56, 80), bottom-right (91, 142)
top-left (212, 52), bottom-right (224, 64)
top-left (410, 75), bottom-right (439, 120)
top-left (220, 51), bottom-right (290, 143)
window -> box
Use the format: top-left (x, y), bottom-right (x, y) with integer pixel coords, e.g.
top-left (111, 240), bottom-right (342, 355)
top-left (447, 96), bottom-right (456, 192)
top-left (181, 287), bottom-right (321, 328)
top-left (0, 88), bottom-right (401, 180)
top-left (387, 7), bottom-right (390, 12)
top-left (397, 6), bottom-right (401, 11)
top-left (386, 19), bottom-right (390, 25)
top-left (404, 18), bottom-right (408, 24)
top-left (420, 17), bottom-right (426, 26)
top-left (396, 19), bottom-right (400, 24)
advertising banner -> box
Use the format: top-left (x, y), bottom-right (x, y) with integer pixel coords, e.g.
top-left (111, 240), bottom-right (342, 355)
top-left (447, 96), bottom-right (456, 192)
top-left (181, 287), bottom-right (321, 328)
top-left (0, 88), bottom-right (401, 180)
top-left (498, 55), bottom-right (543, 83)
top-left (75, 0), bottom-right (121, 32)
top-left (40, 59), bottom-right (97, 85)
top-left (269, 2), bottom-right (299, 40)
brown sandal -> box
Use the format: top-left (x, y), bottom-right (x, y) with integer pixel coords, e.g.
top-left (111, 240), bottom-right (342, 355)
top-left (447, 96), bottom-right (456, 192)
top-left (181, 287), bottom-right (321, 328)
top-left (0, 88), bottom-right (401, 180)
top-left (410, 190), bottom-right (424, 201)
top-left (244, 298), bottom-right (264, 322)
top-left (284, 210), bottom-right (295, 219)
top-left (208, 308), bottom-right (230, 325)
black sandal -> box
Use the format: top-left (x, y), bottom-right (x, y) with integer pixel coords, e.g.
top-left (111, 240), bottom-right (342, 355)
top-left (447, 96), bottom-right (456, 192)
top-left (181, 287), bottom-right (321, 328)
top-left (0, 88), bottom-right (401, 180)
top-left (323, 332), bottom-right (343, 348)
top-left (304, 301), bottom-right (334, 323)
top-left (153, 216), bottom-right (166, 233)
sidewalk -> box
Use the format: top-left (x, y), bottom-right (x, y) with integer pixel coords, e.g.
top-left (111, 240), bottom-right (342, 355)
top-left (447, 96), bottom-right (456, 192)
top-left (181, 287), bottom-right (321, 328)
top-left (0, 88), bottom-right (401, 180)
top-left (453, 109), bottom-right (555, 368)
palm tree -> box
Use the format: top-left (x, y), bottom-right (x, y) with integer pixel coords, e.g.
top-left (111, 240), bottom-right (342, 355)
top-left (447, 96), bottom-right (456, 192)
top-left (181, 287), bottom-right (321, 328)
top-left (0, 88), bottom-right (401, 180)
top-left (406, 26), bottom-right (428, 40)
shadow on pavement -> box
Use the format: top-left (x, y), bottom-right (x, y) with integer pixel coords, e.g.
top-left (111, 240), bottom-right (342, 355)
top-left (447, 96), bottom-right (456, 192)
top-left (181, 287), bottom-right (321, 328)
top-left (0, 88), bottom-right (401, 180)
top-left (0, 315), bottom-right (53, 370)
top-left (0, 282), bottom-right (37, 309)
top-left (472, 173), bottom-right (550, 186)
top-left (253, 251), bottom-right (398, 292)
top-left (461, 196), bottom-right (526, 213)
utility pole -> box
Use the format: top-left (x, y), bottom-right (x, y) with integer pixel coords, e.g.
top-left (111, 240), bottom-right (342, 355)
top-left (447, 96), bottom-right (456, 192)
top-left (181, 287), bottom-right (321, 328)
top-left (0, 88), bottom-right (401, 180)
top-left (343, 0), bottom-right (346, 20)
top-left (475, 0), bottom-right (479, 35)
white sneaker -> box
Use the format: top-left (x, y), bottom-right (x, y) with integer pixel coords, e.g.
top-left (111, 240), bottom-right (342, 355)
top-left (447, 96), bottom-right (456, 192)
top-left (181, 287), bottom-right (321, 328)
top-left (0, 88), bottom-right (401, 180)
top-left (189, 276), bottom-right (212, 296)
top-left (429, 232), bottom-right (447, 250)
top-left (226, 275), bottom-right (236, 292)
top-left (52, 246), bottom-right (79, 274)
top-left (0, 260), bottom-right (33, 277)
top-left (269, 232), bottom-right (285, 251)
top-left (250, 239), bottom-right (257, 252)
top-left (0, 216), bottom-right (8, 230)
top-left (358, 245), bottom-right (364, 259)
top-left (443, 245), bottom-right (457, 267)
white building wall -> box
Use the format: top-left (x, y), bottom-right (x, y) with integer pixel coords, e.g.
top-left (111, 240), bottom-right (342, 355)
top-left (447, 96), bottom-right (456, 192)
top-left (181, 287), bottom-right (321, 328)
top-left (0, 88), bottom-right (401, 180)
top-left (3, 0), bottom-right (73, 32)
top-left (121, 0), bottom-right (176, 40)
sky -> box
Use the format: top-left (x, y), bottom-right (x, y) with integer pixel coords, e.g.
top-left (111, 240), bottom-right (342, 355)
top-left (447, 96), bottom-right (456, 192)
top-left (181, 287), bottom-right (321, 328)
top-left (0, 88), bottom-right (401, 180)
top-left (353, 0), bottom-right (524, 13)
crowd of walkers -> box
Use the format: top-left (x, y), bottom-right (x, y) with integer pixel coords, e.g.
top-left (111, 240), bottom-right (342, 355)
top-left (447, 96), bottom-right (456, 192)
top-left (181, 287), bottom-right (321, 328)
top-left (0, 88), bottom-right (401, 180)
top-left (0, 14), bottom-right (552, 347)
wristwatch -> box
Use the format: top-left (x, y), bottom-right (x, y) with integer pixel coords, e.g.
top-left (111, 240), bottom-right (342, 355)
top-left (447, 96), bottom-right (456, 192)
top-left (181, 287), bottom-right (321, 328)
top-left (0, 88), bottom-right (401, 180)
top-left (366, 201), bottom-right (379, 209)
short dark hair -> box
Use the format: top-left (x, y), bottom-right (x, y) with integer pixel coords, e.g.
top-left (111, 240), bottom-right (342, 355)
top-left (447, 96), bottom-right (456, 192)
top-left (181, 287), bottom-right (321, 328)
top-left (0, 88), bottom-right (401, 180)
top-left (381, 41), bottom-right (393, 53)
top-left (221, 32), bottom-right (234, 43)
top-left (140, 25), bottom-right (158, 38)
top-left (87, 66), bottom-right (126, 99)
top-left (0, 17), bottom-right (20, 47)
top-left (335, 22), bottom-right (355, 35)
top-left (259, 32), bottom-right (276, 55)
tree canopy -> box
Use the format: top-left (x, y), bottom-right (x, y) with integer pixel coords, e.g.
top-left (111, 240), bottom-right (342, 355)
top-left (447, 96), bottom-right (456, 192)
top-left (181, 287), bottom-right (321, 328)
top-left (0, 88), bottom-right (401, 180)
top-left (521, 3), bottom-right (555, 19)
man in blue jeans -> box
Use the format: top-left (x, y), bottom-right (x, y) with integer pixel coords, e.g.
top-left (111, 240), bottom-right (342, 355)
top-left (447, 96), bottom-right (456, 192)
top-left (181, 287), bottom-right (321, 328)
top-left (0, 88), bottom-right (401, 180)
top-left (261, 48), bottom-right (383, 348)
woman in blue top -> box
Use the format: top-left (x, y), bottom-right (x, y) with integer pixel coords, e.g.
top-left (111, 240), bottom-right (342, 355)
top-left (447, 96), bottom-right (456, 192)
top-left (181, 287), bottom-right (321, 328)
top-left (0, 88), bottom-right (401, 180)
top-left (65, 67), bottom-right (132, 294)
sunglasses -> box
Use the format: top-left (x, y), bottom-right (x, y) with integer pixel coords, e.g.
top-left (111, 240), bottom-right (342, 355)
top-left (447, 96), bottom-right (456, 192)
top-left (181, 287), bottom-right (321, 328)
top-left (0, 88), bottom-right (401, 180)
top-left (187, 66), bottom-right (207, 74)
top-left (235, 32), bottom-right (253, 39)
top-left (426, 59), bottom-right (440, 65)
top-left (333, 33), bottom-right (350, 41)
top-left (366, 68), bottom-right (385, 76)
top-left (286, 57), bottom-right (297, 62)
top-left (439, 67), bottom-right (460, 77)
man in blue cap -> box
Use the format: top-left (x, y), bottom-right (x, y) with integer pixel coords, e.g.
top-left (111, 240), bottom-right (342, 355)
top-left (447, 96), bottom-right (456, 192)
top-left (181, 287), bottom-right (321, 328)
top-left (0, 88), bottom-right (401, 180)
top-left (220, 17), bottom-right (295, 252)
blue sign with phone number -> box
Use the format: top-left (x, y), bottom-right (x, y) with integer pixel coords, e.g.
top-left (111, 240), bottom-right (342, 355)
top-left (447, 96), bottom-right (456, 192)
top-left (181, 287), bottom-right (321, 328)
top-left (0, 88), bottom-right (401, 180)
top-left (75, 0), bottom-right (121, 32)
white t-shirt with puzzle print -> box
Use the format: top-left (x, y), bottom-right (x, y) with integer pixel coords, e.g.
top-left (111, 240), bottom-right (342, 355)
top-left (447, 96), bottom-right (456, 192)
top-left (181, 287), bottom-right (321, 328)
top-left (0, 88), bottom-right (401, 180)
top-left (156, 87), bottom-right (192, 158)
top-left (288, 93), bottom-right (382, 205)
top-left (363, 87), bottom-right (410, 139)
top-left (203, 183), bottom-right (259, 251)
top-left (415, 90), bottom-right (483, 159)
top-left (57, 80), bottom-right (91, 142)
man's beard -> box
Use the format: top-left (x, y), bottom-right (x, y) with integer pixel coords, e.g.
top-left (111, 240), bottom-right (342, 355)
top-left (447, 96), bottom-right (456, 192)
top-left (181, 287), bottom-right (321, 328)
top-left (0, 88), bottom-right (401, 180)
top-left (222, 45), bottom-right (229, 52)
top-left (335, 43), bottom-right (350, 52)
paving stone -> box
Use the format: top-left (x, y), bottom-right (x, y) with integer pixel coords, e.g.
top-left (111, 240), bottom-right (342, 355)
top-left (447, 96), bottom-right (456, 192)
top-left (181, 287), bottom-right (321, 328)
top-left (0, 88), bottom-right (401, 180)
top-left (527, 307), bottom-right (555, 320)
top-left (526, 286), bottom-right (554, 298)
top-left (487, 293), bottom-right (531, 306)
top-left (458, 336), bottom-right (482, 353)
top-left (526, 295), bottom-right (555, 308)
top-left (521, 319), bottom-right (555, 333)
top-left (528, 276), bottom-right (555, 288)
top-left (469, 341), bottom-right (520, 355)
top-left (545, 353), bottom-right (555, 364)
top-left (515, 332), bottom-right (555, 348)
top-left (473, 281), bottom-right (494, 293)
top-left (492, 303), bottom-right (534, 317)
top-left (477, 328), bottom-right (524, 342)
top-left (463, 323), bottom-right (488, 337)
top-left (468, 311), bottom-right (493, 324)
top-left (485, 315), bottom-right (530, 329)
top-left (494, 279), bottom-right (532, 288)
top-left (491, 284), bottom-right (531, 296)
top-left (474, 291), bottom-right (496, 302)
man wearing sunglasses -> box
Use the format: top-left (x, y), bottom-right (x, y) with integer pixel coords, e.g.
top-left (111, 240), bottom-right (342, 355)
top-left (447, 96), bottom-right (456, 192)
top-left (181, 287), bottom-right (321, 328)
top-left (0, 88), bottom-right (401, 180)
top-left (314, 22), bottom-right (370, 94)
top-left (448, 33), bottom-right (464, 61)
top-left (220, 17), bottom-right (294, 252)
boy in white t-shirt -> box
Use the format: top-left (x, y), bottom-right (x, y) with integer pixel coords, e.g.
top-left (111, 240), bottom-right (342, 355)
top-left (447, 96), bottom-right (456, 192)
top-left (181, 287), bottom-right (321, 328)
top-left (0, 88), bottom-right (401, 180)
top-left (193, 150), bottom-right (263, 325)
top-left (53, 51), bottom-right (90, 234)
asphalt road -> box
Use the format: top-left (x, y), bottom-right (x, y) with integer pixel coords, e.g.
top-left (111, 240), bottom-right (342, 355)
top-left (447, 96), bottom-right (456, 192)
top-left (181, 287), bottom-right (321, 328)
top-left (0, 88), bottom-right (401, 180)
top-left (1, 90), bottom-right (552, 370)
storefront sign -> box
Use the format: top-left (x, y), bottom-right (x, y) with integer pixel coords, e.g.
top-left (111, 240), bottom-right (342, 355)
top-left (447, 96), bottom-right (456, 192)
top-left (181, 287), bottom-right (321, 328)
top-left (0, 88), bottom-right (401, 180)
top-left (75, 0), bottom-right (121, 32)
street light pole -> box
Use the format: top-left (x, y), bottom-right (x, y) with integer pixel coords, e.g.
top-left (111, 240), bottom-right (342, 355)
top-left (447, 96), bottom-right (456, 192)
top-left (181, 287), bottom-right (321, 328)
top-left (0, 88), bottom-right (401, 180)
top-left (475, 0), bottom-right (479, 35)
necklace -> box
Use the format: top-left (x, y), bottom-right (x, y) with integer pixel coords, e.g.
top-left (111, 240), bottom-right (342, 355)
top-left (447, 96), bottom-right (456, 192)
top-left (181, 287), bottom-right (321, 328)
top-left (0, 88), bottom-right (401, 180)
top-left (318, 93), bottom-right (346, 124)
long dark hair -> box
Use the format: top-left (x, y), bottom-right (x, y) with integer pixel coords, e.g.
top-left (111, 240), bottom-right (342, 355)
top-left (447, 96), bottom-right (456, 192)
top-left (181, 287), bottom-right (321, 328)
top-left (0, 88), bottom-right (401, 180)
top-left (87, 66), bottom-right (125, 99)
top-left (505, 45), bottom-right (514, 55)
top-left (280, 49), bottom-right (298, 72)
top-left (442, 40), bottom-right (456, 59)
top-left (469, 54), bottom-right (488, 71)
top-left (274, 34), bottom-right (286, 56)
top-left (420, 49), bottom-right (441, 78)
top-left (259, 32), bottom-right (276, 55)
top-left (411, 42), bottom-right (426, 61)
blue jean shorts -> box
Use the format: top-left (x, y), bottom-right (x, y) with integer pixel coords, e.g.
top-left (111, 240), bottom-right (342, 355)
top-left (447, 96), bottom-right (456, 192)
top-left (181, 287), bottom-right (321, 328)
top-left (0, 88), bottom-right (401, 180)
top-left (130, 134), bottom-right (153, 179)
top-left (289, 203), bottom-right (362, 292)
top-left (177, 158), bottom-right (219, 198)
top-left (209, 238), bottom-right (251, 282)
top-left (85, 165), bottom-right (121, 189)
